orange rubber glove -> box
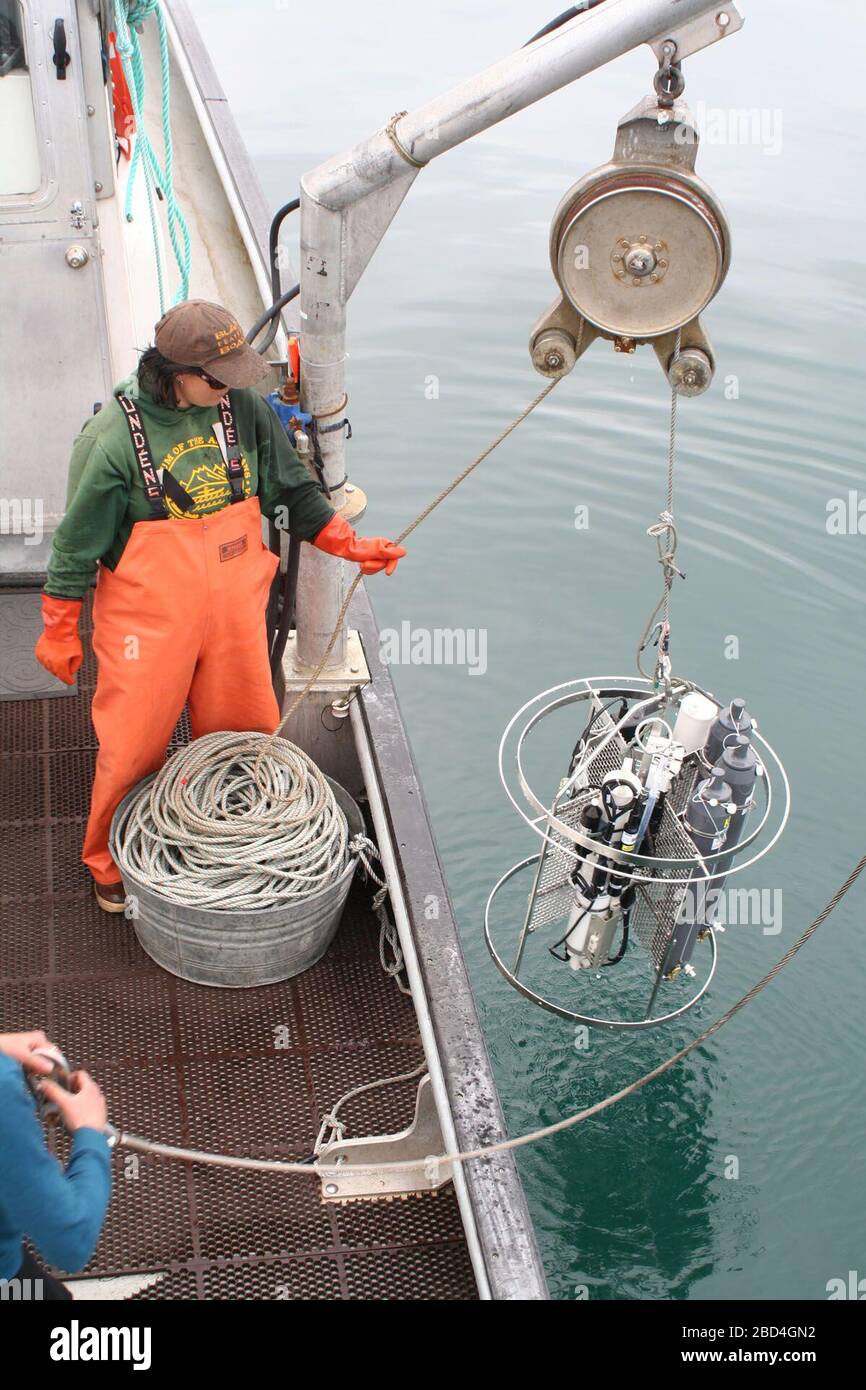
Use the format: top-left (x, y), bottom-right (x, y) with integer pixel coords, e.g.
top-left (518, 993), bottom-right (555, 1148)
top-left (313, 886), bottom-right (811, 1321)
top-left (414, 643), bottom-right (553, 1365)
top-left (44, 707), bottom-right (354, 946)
top-left (311, 513), bottom-right (407, 576)
top-left (34, 594), bottom-right (84, 686)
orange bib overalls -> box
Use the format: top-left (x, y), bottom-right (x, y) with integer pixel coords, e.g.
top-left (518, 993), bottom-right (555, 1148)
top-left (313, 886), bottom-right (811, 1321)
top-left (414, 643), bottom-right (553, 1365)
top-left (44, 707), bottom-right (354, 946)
top-left (83, 395), bottom-right (280, 885)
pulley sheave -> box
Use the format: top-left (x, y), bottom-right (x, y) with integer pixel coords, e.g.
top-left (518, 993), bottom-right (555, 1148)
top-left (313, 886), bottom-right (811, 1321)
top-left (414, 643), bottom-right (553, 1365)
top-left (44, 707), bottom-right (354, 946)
top-left (531, 94), bottom-right (731, 395)
top-left (553, 167), bottom-right (728, 337)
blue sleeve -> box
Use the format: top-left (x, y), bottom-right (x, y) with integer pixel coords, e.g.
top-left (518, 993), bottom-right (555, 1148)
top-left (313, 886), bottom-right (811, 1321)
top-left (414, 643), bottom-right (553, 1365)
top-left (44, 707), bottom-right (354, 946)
top-left (0, 1059), bottom-right (112, 1273)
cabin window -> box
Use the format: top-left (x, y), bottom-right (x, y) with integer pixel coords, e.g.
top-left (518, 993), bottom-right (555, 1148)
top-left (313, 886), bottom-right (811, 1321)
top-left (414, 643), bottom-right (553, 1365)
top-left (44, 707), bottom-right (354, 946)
top-left (0, 1), bottom-right (41, 196)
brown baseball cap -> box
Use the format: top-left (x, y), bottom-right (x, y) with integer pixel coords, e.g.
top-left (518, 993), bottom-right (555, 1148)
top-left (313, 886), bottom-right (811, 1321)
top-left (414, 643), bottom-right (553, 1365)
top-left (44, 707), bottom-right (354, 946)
top-left (154, 299), bottom-right (269, 389)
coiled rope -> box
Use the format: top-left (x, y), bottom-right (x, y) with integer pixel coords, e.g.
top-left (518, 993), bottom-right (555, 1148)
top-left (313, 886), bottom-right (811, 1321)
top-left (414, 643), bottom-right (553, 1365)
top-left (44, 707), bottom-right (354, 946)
top-left (113, 731), bottom-right (355, 910)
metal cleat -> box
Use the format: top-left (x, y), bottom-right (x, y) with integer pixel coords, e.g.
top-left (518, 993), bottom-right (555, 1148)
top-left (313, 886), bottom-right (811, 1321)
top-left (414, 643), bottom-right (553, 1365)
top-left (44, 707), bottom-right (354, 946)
top-left (316, 1075), bottom-right (452, 1204)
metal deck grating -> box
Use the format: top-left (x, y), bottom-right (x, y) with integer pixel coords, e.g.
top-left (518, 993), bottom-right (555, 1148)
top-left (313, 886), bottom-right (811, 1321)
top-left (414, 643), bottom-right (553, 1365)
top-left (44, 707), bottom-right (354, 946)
top-left (0, 595), bottom-right (477, 1300)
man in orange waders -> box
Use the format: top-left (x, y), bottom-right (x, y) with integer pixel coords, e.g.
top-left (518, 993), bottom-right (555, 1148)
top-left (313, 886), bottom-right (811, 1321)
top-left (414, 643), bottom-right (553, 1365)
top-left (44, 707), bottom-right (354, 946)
top-left (34, 301), bottom-right (406, 913)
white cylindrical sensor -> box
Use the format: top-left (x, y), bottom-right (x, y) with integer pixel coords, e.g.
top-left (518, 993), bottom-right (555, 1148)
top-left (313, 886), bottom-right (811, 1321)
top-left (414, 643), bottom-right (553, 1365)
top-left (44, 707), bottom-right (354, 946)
top-left (673, 691), bottom-right (719, 756)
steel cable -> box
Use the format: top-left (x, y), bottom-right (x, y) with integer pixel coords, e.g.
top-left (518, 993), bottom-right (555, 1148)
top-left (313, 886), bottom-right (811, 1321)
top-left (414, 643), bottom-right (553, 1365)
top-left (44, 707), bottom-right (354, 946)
top-left (637, 329), bottom-right (683, 683)
top-left (96, 355), bottom-right (866, 1173)
top-left (107, 849), bottom-right (866, 1174)
top-left (267, 374), bottom-right (563, 746)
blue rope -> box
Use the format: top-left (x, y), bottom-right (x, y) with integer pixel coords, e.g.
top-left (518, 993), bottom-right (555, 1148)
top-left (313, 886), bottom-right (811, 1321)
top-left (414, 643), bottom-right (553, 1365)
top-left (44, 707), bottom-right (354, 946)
top-left (113, 1), bottom-right (192, 311)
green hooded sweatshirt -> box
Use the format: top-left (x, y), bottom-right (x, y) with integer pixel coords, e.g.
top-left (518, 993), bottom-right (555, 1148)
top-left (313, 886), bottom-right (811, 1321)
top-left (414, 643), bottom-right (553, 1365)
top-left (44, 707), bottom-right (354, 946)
top-left (45, 373), bottom-right (335, 599)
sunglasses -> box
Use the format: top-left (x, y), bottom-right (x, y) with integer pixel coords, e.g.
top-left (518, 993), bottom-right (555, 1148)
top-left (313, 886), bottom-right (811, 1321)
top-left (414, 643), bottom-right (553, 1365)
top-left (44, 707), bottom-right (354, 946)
top-left (195, 367), bottom-right (228, 391)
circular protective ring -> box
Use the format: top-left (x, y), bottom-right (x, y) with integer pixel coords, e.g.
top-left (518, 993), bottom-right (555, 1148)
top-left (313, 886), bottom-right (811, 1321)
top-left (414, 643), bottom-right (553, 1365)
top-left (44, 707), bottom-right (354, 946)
top-left (497, 676), bottom-right (791, 884)
top-left (484, 853), bottom-right (718, 1029)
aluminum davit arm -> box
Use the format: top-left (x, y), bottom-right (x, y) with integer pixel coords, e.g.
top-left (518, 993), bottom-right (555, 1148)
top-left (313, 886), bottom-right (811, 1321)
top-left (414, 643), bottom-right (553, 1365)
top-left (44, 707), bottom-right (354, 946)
top-left (294, 0), bottom-right (743, 670)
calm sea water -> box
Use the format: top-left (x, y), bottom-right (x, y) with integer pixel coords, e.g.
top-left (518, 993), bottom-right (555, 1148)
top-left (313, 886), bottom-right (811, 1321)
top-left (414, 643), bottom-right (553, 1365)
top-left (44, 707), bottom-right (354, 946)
top-left (192, 0), bottom-right (866, 1300)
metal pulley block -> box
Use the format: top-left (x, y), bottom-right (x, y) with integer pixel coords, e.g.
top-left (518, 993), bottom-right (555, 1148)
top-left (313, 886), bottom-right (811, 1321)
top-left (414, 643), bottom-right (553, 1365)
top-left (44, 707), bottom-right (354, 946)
top-left (530, 94), bottom-right (731, 396)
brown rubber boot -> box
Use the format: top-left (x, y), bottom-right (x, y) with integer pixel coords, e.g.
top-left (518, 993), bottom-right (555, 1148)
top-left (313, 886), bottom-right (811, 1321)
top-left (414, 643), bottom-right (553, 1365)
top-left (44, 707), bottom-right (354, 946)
top-left (92, 877), bottom-right (127, 914)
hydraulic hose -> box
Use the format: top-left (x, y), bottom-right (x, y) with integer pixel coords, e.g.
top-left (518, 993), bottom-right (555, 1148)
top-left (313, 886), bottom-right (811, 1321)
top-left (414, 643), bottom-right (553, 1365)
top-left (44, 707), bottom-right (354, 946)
top-left (249, 197), bottom-right (300, 355)
top-left (269, 196), bottom-right (299, 300)
top-left (270, 534), bottom-right (301, 678)
top-left (245, 283), bottom-right (299, 353)
top-left (524, 1), bottom-right (608, 48)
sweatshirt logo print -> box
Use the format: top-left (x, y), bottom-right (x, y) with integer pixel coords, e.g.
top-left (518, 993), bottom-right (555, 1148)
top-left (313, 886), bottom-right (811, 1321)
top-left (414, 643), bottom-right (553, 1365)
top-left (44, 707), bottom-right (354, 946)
top-left (159, 434), bottom-right (250, 519)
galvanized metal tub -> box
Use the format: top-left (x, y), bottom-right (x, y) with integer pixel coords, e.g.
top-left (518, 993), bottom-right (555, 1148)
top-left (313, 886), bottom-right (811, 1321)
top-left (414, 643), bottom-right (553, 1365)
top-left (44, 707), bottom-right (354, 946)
top-left (109, 774), bottom-right (363, 988)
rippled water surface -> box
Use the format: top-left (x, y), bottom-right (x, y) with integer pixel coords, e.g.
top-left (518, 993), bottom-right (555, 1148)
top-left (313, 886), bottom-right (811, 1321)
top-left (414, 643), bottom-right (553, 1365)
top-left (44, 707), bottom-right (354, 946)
top-left (192, 0), bottom-right (866, 1299)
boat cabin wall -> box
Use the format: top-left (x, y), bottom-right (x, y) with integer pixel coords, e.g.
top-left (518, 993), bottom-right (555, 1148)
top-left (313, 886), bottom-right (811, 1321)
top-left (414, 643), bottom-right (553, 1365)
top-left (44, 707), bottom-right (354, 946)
top-left (0, 1), bottom-right (280, 582)
top-left (0, 1), bottom-right (113, 579)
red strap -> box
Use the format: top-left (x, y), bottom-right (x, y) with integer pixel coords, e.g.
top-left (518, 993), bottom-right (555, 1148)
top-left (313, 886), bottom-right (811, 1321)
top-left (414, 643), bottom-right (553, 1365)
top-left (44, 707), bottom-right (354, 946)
top-left (108, 32), bottom-right (135, 159)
